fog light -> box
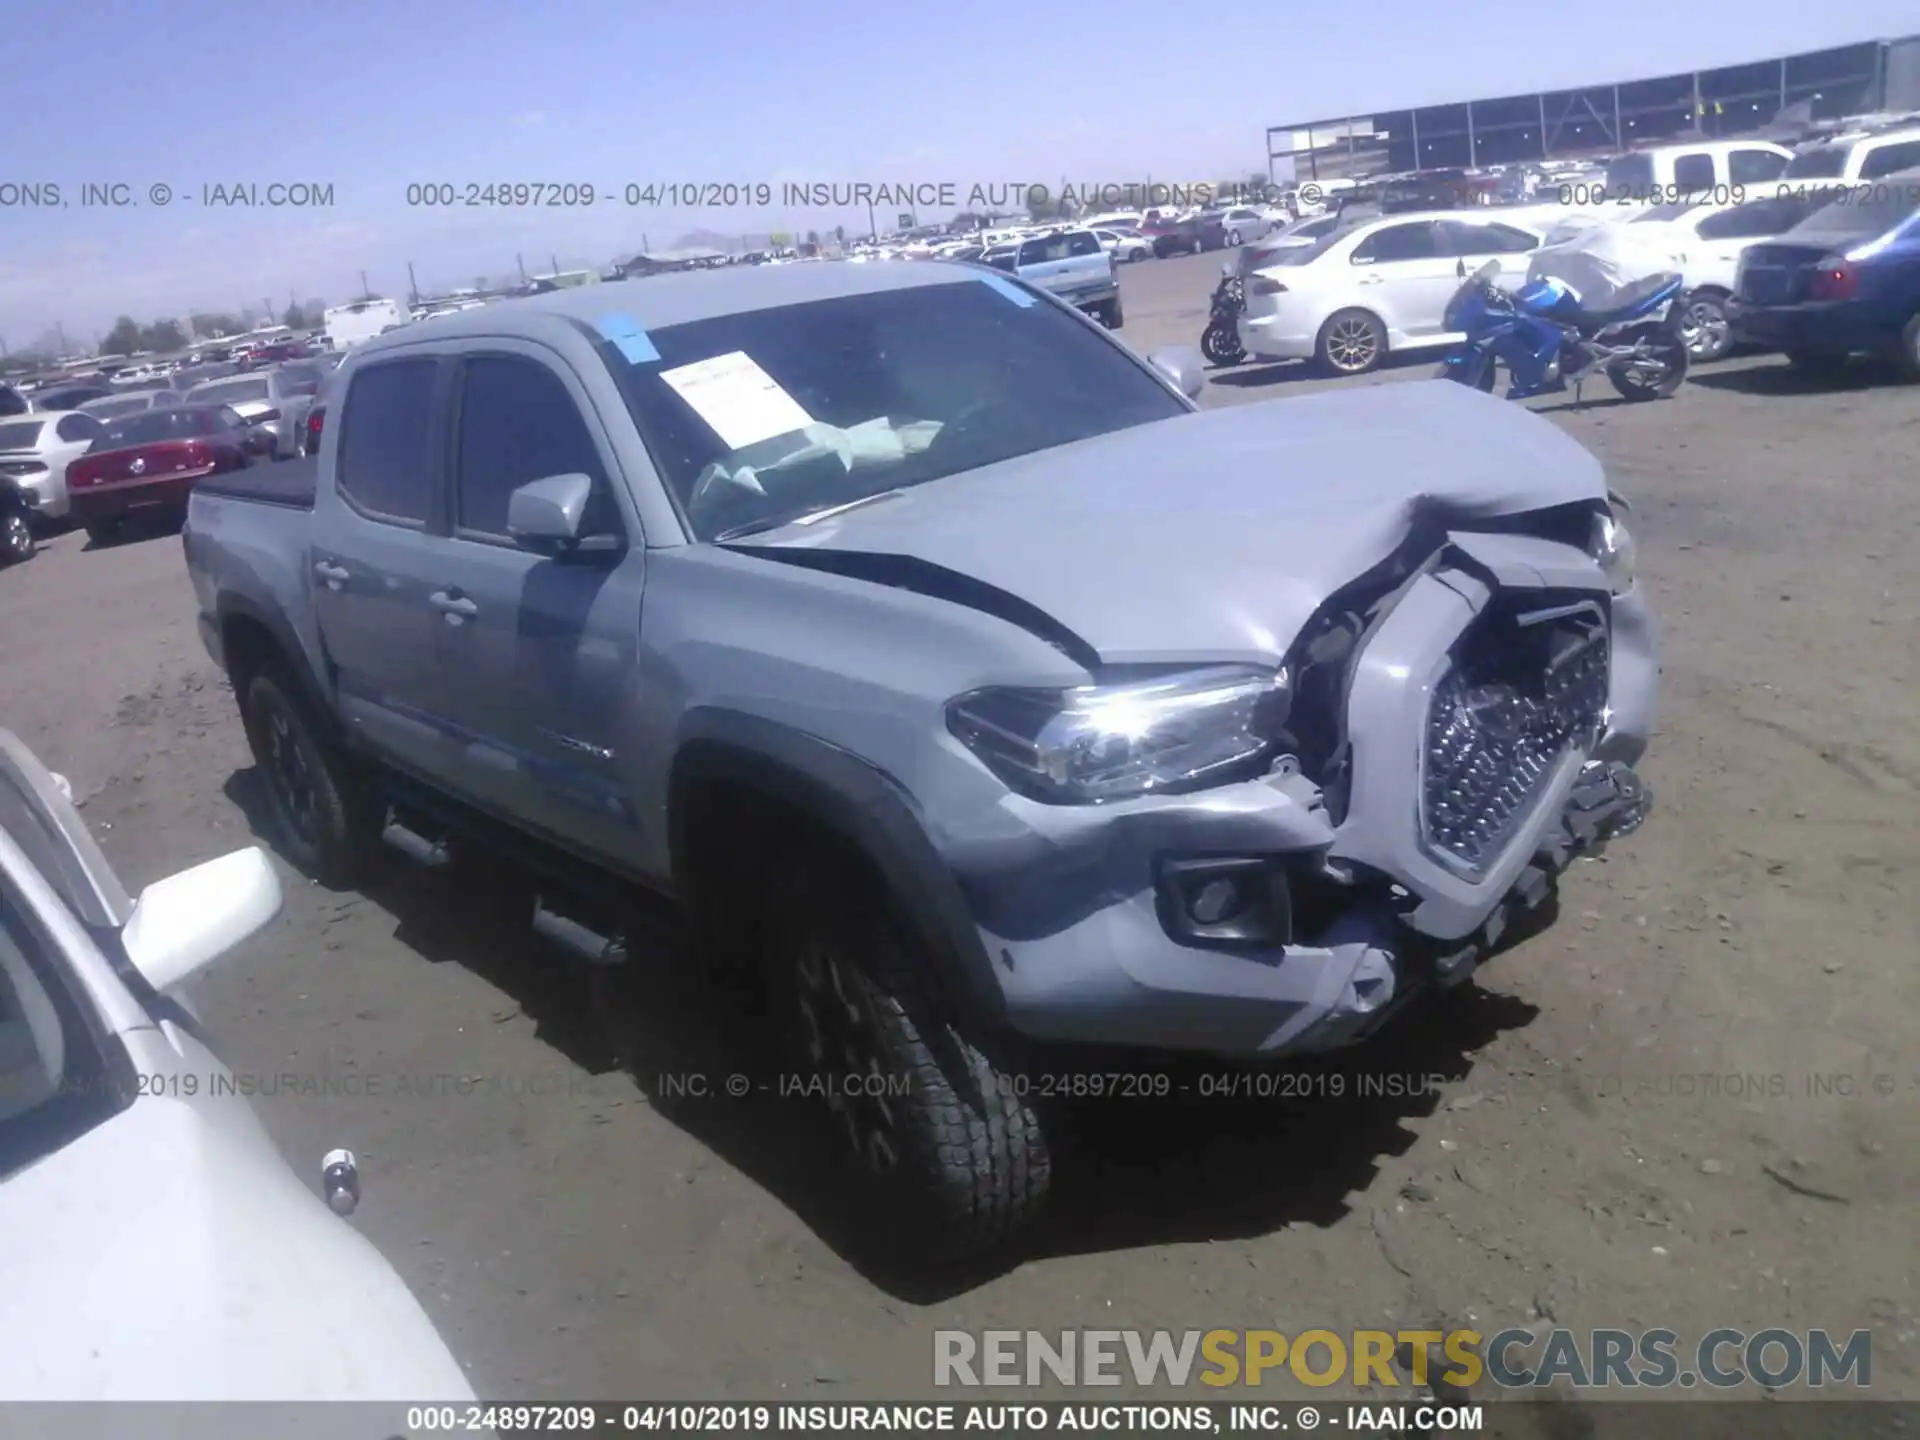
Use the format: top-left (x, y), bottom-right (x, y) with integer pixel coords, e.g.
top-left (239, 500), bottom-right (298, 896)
top-left (1154, 856), bottom-right (1295, 953)
top-left (1189, 878), bottom-right (1242, 925)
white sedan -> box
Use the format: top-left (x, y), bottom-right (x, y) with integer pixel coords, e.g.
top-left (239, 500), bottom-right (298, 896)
top-left (1237, 211), bottom-right (1545, 375)
top-left (0, 410), bottom-right (106, 523)
top-left (1093, 227), bottom-right (1152, 263)
top-left (0, 729), bottom-right (475, 1407)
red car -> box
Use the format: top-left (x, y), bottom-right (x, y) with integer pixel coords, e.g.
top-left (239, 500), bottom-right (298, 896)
top-left (64, 403), bottom-right (270, 544)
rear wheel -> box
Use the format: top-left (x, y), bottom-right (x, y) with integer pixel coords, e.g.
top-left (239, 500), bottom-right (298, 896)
top-left (1099, 297), bottom-right (1123, 330)
top-left (1202, 320), bottom-right (1246, 366)
top-left (1607, 332), bottom-right (1688, 401)
top-left (1316, 309), bottom-right (1386, 376)
top-left (0, 504), bottom-right (34, 566)
top-left (239, 661), bottom-right (378, 887)
top-left (767, 852), bottom-right (1052, 1265)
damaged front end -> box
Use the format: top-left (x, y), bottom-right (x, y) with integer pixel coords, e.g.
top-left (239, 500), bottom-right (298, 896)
top-left (941, 500), bottom-right (1658, 1061)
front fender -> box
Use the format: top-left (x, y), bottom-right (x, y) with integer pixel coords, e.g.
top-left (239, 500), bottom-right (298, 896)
top-left (669, 710), bottom-right (1007, 1027)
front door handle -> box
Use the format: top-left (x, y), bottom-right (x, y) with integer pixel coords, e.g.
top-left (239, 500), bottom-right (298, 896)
top-left (430, 590), bottom-right (478, 618)
top-left (314, 560), bottom-right (348, 586)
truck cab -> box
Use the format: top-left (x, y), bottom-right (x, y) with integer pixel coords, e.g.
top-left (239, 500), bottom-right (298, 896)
top-left (1013, 229), bottom-right (1122, 327)
top-left (1603, 139), bottom-right (1794, 199)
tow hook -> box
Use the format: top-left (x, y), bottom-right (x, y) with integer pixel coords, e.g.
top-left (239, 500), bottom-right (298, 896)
top-left (322, 1147), bottom-right (361, 1216)
top-left (1565, 760), bottom-right (1652, 850)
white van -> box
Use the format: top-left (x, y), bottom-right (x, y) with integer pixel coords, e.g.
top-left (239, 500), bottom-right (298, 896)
top-left (323, 298), bottom-right (407, 350)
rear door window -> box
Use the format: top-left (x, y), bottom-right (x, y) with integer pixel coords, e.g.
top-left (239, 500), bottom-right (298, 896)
top-left (1671, 153), bottom-right (1717, 192)
top-left (1067, 231), bottom-right (1101, 258)
top-left (1351, 222), bottom-right (1439, 262)
top-left (336, 359), bottom-right (438, 525)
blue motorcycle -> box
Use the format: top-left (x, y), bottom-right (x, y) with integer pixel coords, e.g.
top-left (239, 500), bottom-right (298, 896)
top-left (1437, 259), bottom-right (1691, 403)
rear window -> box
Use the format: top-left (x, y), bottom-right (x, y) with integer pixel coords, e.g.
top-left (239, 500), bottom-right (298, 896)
top-left (1781, 147), bottom-right (1849, 179)
top-left (189, 377), bottom-right (272, 407)
top-left (0, 420), bottom-right (49, 450)
top-left (94, 408), bottom-right (217, 450)
top-left (80, 396), bottom-right (152, 421)
top-left (1790, 191), bottom-right (1920, 242)
top-left (1269, 224), bottom-right (1363, 265)
top-left (274, 365), bottom-right (323, 397)
top-left (1602, 153), bottom-right (1654, 197)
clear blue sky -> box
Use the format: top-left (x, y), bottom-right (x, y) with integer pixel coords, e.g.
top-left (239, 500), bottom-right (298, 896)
top-left (2, 0), bottom-right (1915, 347)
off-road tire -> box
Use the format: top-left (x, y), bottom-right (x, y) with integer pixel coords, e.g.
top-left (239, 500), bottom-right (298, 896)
top-left (240, 660), bottom-right (378, 888)
top-left (768, 855), bottom-right (1051, 1264)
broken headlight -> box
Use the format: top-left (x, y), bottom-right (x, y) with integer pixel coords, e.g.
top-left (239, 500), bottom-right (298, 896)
top-left (946, 666), bottom-right (1290, 804)
top-left (1589, 504), bottom-right (1637, 595)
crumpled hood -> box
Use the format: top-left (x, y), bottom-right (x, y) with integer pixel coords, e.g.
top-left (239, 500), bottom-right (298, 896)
top-left (0, 1091), bottom-right (473, 1401)
top-left (736, 380), bottom-right (1607, 664)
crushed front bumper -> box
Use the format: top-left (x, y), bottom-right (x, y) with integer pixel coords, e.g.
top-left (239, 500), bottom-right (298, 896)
top-left (946, 535), bottom-right (1657, 1060)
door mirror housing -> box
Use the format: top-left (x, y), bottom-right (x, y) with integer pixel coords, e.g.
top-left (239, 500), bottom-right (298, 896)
top-left (506, 472), bottom-right (618, 557)
top-left (1148, 345), bottom-right (1207, 400)
top-left (121, 847), bottom-right (283, 994)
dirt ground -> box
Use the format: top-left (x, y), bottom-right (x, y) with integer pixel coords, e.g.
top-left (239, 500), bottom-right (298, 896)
top-left (3, 250), bottom-right (1915, 1409)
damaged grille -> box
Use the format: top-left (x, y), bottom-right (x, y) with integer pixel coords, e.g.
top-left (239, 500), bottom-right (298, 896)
top-left (1421, 599), bottom-right (1610, 874)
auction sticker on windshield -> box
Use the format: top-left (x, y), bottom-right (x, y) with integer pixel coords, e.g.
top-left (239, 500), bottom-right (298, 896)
top-left (659, 351), bottom-right (814, 449)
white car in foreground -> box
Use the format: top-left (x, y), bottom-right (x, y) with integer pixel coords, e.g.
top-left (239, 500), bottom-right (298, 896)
top-left (0, 411), bottom-right (106, 523)
top-left (1238, 211), bottom-right (1545, 375)
top-left (0, 729), bottom-right (474, 1407)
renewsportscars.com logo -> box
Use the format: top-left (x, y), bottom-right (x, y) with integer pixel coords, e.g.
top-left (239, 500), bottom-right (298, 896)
top-left (933, 1328), bottom-right (1873, 1390)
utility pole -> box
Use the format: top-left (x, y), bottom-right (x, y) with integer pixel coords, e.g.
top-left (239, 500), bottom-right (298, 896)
top-left (550, 253), bottom-right (560, 278)
top-left (55, 323), bottom-right (68, 356)
top-left (359, 270), bottom-right (371, 300)
top-left (516, 254), bottom-right (528, 285)
top-left (408, 262), bottom-right (419, 304)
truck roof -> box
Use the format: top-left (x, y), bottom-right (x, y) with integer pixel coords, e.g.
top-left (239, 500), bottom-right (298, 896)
top-left (349, 262), bottom-right (975, 362)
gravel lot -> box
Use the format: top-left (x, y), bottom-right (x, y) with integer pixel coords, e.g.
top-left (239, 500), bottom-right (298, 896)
top-left (4, 250), bottom-right (1915, 1410)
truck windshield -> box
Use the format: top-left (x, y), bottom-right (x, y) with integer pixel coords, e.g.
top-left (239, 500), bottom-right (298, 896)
top-left (603, 278), bottom-right (1189, 542)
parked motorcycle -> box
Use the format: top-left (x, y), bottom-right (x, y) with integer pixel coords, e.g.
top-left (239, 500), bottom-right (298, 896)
top-left (1201, 263), bottom-right (1247, 366)
top-left (1436, 259), bottom-right (1690, 403)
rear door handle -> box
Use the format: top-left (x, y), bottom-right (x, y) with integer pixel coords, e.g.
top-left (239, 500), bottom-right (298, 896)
top-left (314, 560), bottom-right (348, 586)
top-left (430, 590), bottom-right (478, 618)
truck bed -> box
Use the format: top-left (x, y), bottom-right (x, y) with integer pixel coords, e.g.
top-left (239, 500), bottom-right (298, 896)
top-left (195, 455), bottom-right (317, 510)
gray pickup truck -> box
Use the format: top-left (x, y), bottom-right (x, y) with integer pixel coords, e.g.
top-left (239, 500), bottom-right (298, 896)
top-left (985, 229), bottom-right (1123, 328)
top-left (182, 262), bottom-right (1658, 1260)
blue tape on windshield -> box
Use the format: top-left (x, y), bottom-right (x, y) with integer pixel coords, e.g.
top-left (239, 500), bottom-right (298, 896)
top-left (595, 312), bottom-right (658, 364)
top-left (976, 273), bottom-right (1037, 308)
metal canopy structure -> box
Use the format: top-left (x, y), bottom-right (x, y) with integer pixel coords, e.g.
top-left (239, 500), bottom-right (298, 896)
top-left (1268, 35), bottom-right (1920, 181)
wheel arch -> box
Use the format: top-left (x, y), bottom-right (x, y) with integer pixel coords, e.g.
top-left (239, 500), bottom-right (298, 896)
top-left (216, 594), bottom-right (338, 736)
top-left (667, 711), bottom-right (1006, 1029)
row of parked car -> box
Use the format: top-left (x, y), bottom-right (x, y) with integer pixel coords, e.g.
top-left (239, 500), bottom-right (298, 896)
top-left (0, 354), bottom-right (343, 561)
top-left (1227, 119), bottom-right (1920, 377)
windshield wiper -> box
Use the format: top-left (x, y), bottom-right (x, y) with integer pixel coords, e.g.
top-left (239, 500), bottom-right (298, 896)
top-left (714, 488), bottom-right (907, 543)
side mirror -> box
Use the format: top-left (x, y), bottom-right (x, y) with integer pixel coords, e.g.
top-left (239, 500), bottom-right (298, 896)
top-left (121, 847), bottom-right (283, 994)
top-left (506, 472), bottom-right (616, 556)
top-left (1148, 345), bottom-right (1207, 399)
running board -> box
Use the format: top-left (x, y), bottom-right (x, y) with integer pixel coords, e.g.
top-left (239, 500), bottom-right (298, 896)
top-left (381, 813), bottom-right (450, 868)
top-left (532, 895), bottom-right (628, 967)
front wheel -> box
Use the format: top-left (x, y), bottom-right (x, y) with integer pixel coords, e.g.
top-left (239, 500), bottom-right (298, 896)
top-left (1607, 332), bottom-right (1689, 401)
top-left (239, 661), bottom-right (378, 887)
top-left (1225, 228), bottom-right (1241, 247)
top-left (0, 504), bottom-right (34, 566)
top-left (768, 855), bottom-right (1052, 1264)
top-left (1202, 319), bottom-right (1246, 366)
top-left (1098, 297), bottom-right (1123, 330)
